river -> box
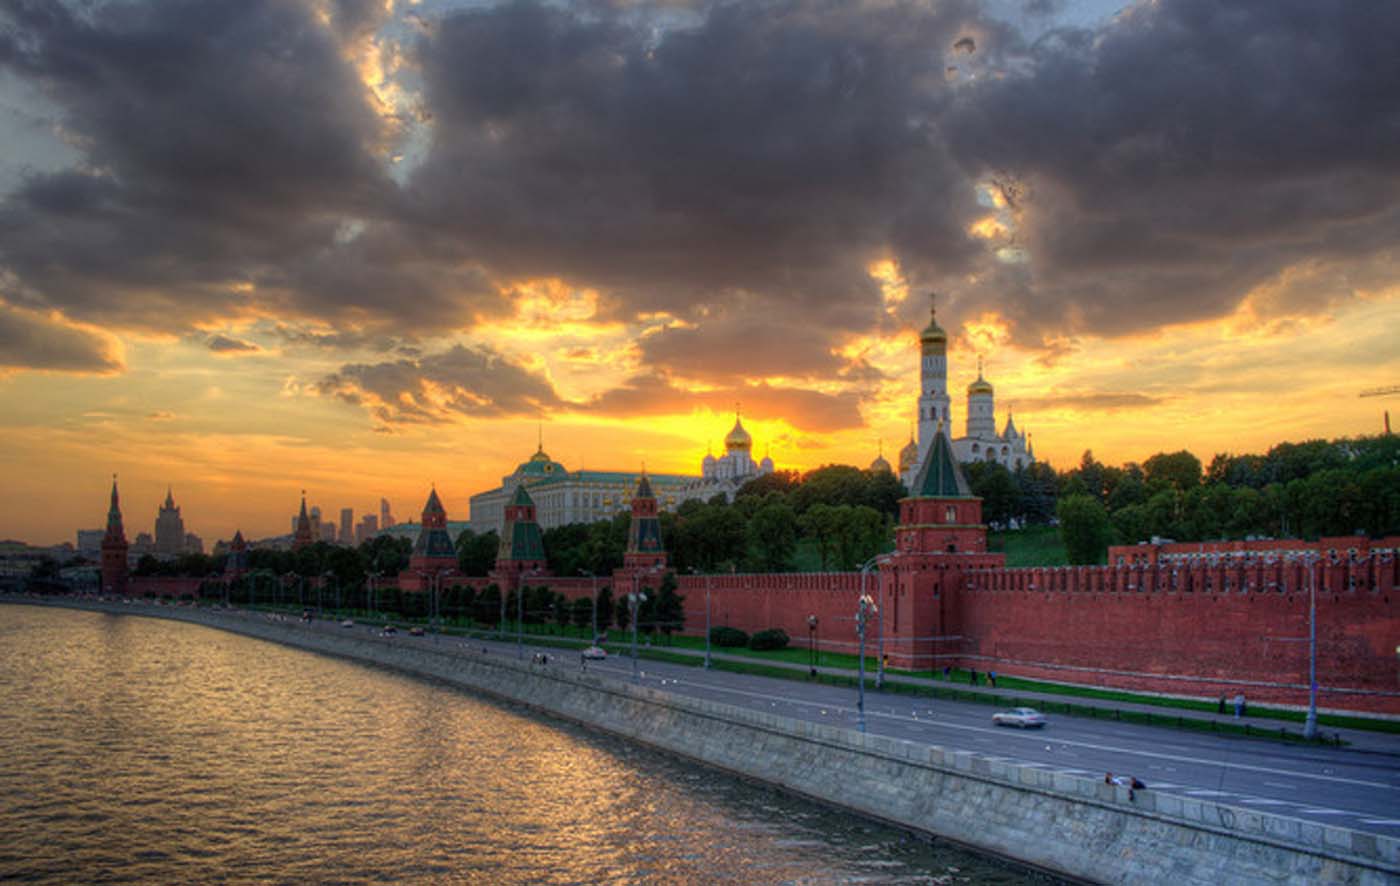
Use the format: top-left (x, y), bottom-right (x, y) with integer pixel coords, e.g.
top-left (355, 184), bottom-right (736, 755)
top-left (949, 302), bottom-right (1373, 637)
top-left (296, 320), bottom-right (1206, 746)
top-left (0, 604), bottom-right (1053, 884)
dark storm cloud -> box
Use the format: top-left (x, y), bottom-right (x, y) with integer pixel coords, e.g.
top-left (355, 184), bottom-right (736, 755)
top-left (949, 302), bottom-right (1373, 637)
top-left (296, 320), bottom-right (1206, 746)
top-left (0, 301), bottom-right (120, 373)
top-left (206, 334), bottom-right (259, 354)
top-left (1, 0), bottom-right (1396, 390)
top-left (316, 343), bottom-right (565, 424)
top-left (0, 0), bottom-right (397, 329)
top-left (945, 0), bottom-right (1400, 339)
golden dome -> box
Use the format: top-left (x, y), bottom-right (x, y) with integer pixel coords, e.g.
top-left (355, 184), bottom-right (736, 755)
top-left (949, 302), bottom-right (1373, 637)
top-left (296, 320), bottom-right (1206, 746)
top-left (529, 446), bottom-right (551, 463)
top-left (724, 417), bottom-right (752, 451)
top-left (919, 299), bottom-right (947, 352)
top-left (898, 436), bottom-right (920, 472)
top-left (968, 355), bottom-right (993, 395)
top-left (870, 454), bottom-right (892, 473)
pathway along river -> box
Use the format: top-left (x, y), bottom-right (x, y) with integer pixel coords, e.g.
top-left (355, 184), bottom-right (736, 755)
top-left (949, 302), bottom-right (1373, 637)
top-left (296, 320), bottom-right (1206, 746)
top-left (0, 605), bottom-right (1057, 884)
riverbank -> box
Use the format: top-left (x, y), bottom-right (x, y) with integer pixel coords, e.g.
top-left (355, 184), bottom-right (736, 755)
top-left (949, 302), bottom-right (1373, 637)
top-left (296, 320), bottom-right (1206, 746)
top-left (7, 596), bottom-right (1397, 885)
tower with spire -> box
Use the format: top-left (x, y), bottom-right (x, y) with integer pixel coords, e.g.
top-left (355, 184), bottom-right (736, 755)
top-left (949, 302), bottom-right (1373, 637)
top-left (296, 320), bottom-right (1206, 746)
top-left (400, 487), bottom-right (459, 591)
top-left (492, 484), bottom-right (548, 593)
top-left (623, 472), bottom-right (668, 572)
top-left (101, 477), bottom-right (129, 595)
top-left (916, 294), bottom-right (952, 464)
top-left (292, 493), bottom-right (314, 551)
top-left (225, 530), bottom-right (248, 578)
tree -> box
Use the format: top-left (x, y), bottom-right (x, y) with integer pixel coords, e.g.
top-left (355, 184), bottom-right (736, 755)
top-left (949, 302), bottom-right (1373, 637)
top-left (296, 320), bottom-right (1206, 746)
top-left (594, 585), bottom-right (614, 636)
top-left (798, 504), bottom-right (840, 569)
top-left (1143, 450), bottom-right (1203, 494)
top-left (747, 499), bottom-right (798, 571)
top-left (455, 529), bottom-right (499, 576)
top-left (652, 572), bottom-right (685, 642)
top-left (473, 584), bottom-right (501, 626)
top-left (571, 596), bottom-right (593, 633)
top-left (964, 461), bottom-right (1021, 527)
top-left (1057, 494), bottom-right (1111, 565)
top-left (553, 592), bottom-right (572, 632)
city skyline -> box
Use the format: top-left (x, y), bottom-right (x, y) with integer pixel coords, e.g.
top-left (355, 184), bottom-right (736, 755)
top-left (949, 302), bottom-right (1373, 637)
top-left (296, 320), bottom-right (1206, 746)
top-left (2, 0), bottom-right (1398, 544)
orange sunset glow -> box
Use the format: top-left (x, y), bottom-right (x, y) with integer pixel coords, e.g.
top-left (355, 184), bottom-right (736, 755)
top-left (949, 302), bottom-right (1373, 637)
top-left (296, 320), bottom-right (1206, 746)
top-left (1, 0), bottom-right (1397, 546)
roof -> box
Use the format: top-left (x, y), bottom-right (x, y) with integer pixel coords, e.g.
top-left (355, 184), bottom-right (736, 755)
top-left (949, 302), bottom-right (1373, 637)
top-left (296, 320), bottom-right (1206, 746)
top-left (635, 473), bottom-right (655, 499)
top-left (423, 487), bottom-right (446, 515)
top-left (510, 484), bottom-right (535, 507)
top-left (910, 425), bottom-right (973, 498)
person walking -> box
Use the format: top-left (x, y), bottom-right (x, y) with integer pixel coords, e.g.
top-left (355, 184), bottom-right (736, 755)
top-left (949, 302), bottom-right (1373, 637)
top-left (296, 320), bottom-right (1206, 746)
top-left (988, 670), bottom-right (998, 688)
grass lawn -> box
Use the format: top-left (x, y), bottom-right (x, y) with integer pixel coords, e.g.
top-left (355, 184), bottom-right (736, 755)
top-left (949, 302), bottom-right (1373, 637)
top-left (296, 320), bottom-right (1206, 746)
top-left (989, 525), bottom-right (1071, 567)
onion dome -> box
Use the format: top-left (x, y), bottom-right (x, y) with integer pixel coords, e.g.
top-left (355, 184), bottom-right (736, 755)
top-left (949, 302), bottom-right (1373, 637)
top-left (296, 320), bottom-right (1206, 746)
top-left (870, 454), bottom-right (892, 473)
top-left (919, 298), bottom-right (947, 352)
top-left (724, 416), bottom-right (752, 451)
top-left (968, 357), bottom-right (993, 396)
top-left (898, 434), bottom-right (920, 473)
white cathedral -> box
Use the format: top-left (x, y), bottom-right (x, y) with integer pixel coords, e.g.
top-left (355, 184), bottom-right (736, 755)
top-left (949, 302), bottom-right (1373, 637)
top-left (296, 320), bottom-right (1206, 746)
top-left (886, 300), bottom-right (1034, 486)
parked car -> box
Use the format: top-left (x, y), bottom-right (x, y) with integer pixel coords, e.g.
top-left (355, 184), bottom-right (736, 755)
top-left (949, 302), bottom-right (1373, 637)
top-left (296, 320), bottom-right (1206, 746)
top-left (340, 618), bottom-right (355, 628)
top-left (581, 646), bottom-right (607, 660)
top-left (992, 707), bottom-right (1047, 728)
top-left (380, 625), bottom-right (398, 637)
top-left (408, 626), bottom-right (425, 637)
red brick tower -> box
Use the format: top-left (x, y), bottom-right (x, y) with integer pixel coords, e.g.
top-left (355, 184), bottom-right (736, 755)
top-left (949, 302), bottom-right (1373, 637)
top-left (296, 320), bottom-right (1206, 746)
top-left (492, 485), bottom-right (548, 594)
top-left (101, 476), bottom-right (129, 596)
top-left (883, 423), bottom-right (1003, 668)
top-left (399, 487), bottom-right (458, 591)
top-left (292, 492), bottom-right (313, 551)
top-left (623, 473), bottom-right (668, 573)
top-left (225, 530), bottom-right (248, 578)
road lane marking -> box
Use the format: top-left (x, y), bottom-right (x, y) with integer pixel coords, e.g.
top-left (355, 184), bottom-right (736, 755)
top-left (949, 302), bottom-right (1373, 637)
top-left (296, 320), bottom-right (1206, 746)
top-left (1361, 819), bottom-right (1400, 826)
top-left (609, 669), bottom-right (1400, 794)
top-left (1239, 799), bottom-right (1291, 806)
top-left (1185, 790), bottom-right (1233, 797)
top-left (1299, 809), bottom-right (1350, 815)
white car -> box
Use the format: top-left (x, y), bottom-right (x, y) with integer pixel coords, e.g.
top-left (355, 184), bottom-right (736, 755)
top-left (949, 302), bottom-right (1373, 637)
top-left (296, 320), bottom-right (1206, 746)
top-left (581, 646), bottom-right (608, 660)
top-left (992, 707), bottom-right (1047, 728)
top-left (340, 619), bottom-right (355, 628)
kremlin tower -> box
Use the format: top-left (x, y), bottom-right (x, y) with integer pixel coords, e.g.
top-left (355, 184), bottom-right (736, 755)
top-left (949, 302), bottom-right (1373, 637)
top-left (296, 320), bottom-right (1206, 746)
top-left (101, 477), bottom-right (129, 596)
top-left (398, 488), bottom-right (458, 591)
top-left (292, 493), bottom-right (313, 551)
top-left (623, 473), bottom-right (667, 573)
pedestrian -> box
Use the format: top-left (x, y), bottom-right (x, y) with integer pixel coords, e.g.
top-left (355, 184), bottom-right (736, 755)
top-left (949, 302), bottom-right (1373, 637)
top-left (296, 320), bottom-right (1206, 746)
top-left (1233, 693), bottom-right (1245, 719)
top-left (989, 670), bottom-right (998, 688)
top-left (1218, 696), bottom-right (1226, 715)
top-left (970, 669), bottom-right (978, 685)
top-left (943, 666), bottom-right (951, 681)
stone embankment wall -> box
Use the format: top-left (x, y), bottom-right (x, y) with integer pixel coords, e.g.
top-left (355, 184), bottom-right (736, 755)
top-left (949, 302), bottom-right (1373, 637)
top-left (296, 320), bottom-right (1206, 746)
top-left (12, 598), bottom-right (1397, 885)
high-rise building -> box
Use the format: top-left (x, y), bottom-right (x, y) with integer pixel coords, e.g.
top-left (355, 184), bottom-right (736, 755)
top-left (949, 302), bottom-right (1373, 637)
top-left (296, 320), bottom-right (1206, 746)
top-left (356, 514), bottom-right (378, 545)
top-left (154, 487), bottom-right (186, 558)
top-left (184, 532), bottom-right (204, 555)
top-left (380, 498), bottom-right (395, 529)
top-left (339, 508), bottom-right (353, 545)
top-left (309, 506), bottom-right (322, 541)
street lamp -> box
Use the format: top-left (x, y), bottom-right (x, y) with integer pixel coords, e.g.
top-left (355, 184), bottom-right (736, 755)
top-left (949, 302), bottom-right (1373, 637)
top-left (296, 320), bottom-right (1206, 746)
top-left (855, 593), bottom-right (877, 733)
top-left (580, 569), bottom-right (598, 643)
top-left (1304, 554), bottom-right (1320, 740)
top-left (628, 587), bottom-right (649, 683)
top-left (807, 614), bottom-right (818, 677)
top-left (859, 555), bottom-right (888, 690)
top-left (518, 568), bottom-right (541, 660)
top-left (691, 567), bottom-right (713, 669)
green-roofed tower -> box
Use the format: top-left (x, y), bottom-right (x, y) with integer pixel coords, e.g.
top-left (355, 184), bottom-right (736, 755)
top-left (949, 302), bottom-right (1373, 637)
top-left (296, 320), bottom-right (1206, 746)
top-left (895, 421), bottom-right (987, 557)
top-left (910, 422), bottom-right (973, 498)
top-left (493, 484), bottom-right (548, 590)
top-left (624, 472), bottom-right (667, 572)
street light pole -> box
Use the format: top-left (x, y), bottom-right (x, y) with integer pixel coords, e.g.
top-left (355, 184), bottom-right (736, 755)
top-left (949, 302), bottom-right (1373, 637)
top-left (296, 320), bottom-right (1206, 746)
top-left (856, 593), bottom-right (875, 733)
top-left (1304, 555), bottom-right (1319, 740)
top-left (630, 585), bottom-right (648, 683)
top-left (858, 555), bottom-right (886, 690)
top-left (704, 572), bottom-right (712, 669)
top-left (807, 614), bottom-right (818, 677)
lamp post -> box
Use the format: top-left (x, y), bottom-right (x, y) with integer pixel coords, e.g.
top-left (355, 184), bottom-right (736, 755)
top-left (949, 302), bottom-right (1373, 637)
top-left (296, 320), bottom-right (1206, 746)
top-left (628, 586), bottom-right (649, 683)
top-left (807, 614), bottom-right (818, 677)
top-left (581, 569), bottom-right (598, 643)
top-left (1304, 554), bottom-right (1319, 740)
top-left (518, 568), bottom-right (541, 660)
top-left (855, 593), bottom-right (877, 733)
top-left (859, 555), bottom-right (888, 690)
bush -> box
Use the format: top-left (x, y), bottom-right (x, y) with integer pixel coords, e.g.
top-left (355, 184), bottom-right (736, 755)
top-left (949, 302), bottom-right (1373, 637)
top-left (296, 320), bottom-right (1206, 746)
top-left (709, 626), bottom-right (749, 648)
top-left (749, 628), bottom-right (790, 651)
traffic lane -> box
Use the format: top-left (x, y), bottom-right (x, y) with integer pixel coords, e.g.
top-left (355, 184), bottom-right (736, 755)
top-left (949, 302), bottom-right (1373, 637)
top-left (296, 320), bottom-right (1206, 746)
top-left (307, 622), bottom-right (1400, 834)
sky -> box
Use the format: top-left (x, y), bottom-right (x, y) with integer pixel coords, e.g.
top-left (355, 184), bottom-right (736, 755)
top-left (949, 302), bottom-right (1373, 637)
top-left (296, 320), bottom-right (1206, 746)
top-left (1, 0), bottom-right (1397, 546)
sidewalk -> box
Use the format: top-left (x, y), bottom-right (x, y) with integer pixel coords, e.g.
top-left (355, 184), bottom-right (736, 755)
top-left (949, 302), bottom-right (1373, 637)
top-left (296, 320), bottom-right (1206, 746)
top-left (638, 642), bottom-right (1400, 754)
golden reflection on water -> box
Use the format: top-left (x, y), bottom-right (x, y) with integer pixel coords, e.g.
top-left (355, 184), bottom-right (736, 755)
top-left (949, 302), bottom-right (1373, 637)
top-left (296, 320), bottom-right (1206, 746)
top-left (0, 605), bottom-right (1051, 884)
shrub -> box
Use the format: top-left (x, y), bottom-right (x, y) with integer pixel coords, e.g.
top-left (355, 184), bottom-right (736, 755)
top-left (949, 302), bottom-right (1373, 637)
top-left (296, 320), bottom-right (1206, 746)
top-left (749, 628), bottom-right (790, 651)
top-left (709, 626), bottom-right (749, 648)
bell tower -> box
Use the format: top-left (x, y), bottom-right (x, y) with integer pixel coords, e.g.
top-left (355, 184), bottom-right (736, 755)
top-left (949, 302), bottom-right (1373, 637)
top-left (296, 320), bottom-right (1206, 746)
top-left (101, 477), bottom-right (129, 596)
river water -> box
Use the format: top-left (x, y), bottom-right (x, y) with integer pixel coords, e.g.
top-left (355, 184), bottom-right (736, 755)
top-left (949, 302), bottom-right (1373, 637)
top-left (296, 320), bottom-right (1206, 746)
top-left (0, 604), bottom-right (1052, 884)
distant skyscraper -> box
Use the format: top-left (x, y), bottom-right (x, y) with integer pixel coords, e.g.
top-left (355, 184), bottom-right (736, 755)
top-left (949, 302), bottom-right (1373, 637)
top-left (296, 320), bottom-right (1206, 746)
top-left (380, 498), bottom-right (394, 529)
top-left (340, 508), bottom-right (353, 545)
top-left (154, 488), bottom-right (186, 558)
top-left (184, 532), bottom-right (204, 555)
top-left (356, 514), bottom-right (379, 545)
top-left (309, 506), bottom-right (322, 541)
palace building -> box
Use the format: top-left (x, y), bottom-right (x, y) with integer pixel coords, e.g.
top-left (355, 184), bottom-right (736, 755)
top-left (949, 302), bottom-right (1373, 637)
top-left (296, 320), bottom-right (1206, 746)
top-left (467, 416), bottom-right (775, 534)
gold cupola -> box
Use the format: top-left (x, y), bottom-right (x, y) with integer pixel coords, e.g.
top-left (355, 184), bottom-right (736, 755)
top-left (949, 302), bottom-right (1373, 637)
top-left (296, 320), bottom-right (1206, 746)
top-left (920, 295), bottom-right (947, 355)
top-left (724, 412), bottom-right (753, 451)
top-left (968, 356), bottom-right (994, 395)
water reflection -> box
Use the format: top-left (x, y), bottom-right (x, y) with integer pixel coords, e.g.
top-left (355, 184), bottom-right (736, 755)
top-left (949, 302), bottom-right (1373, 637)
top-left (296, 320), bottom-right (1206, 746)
top-left (0, 605), bottom-right (1053, 884)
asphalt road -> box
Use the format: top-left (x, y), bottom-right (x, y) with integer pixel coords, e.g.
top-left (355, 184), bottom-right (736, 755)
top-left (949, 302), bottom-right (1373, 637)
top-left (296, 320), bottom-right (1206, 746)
top-left (394, 628), bottom-right (1400, 838)
top-left (215, 609), bottom-right (1400, 839)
